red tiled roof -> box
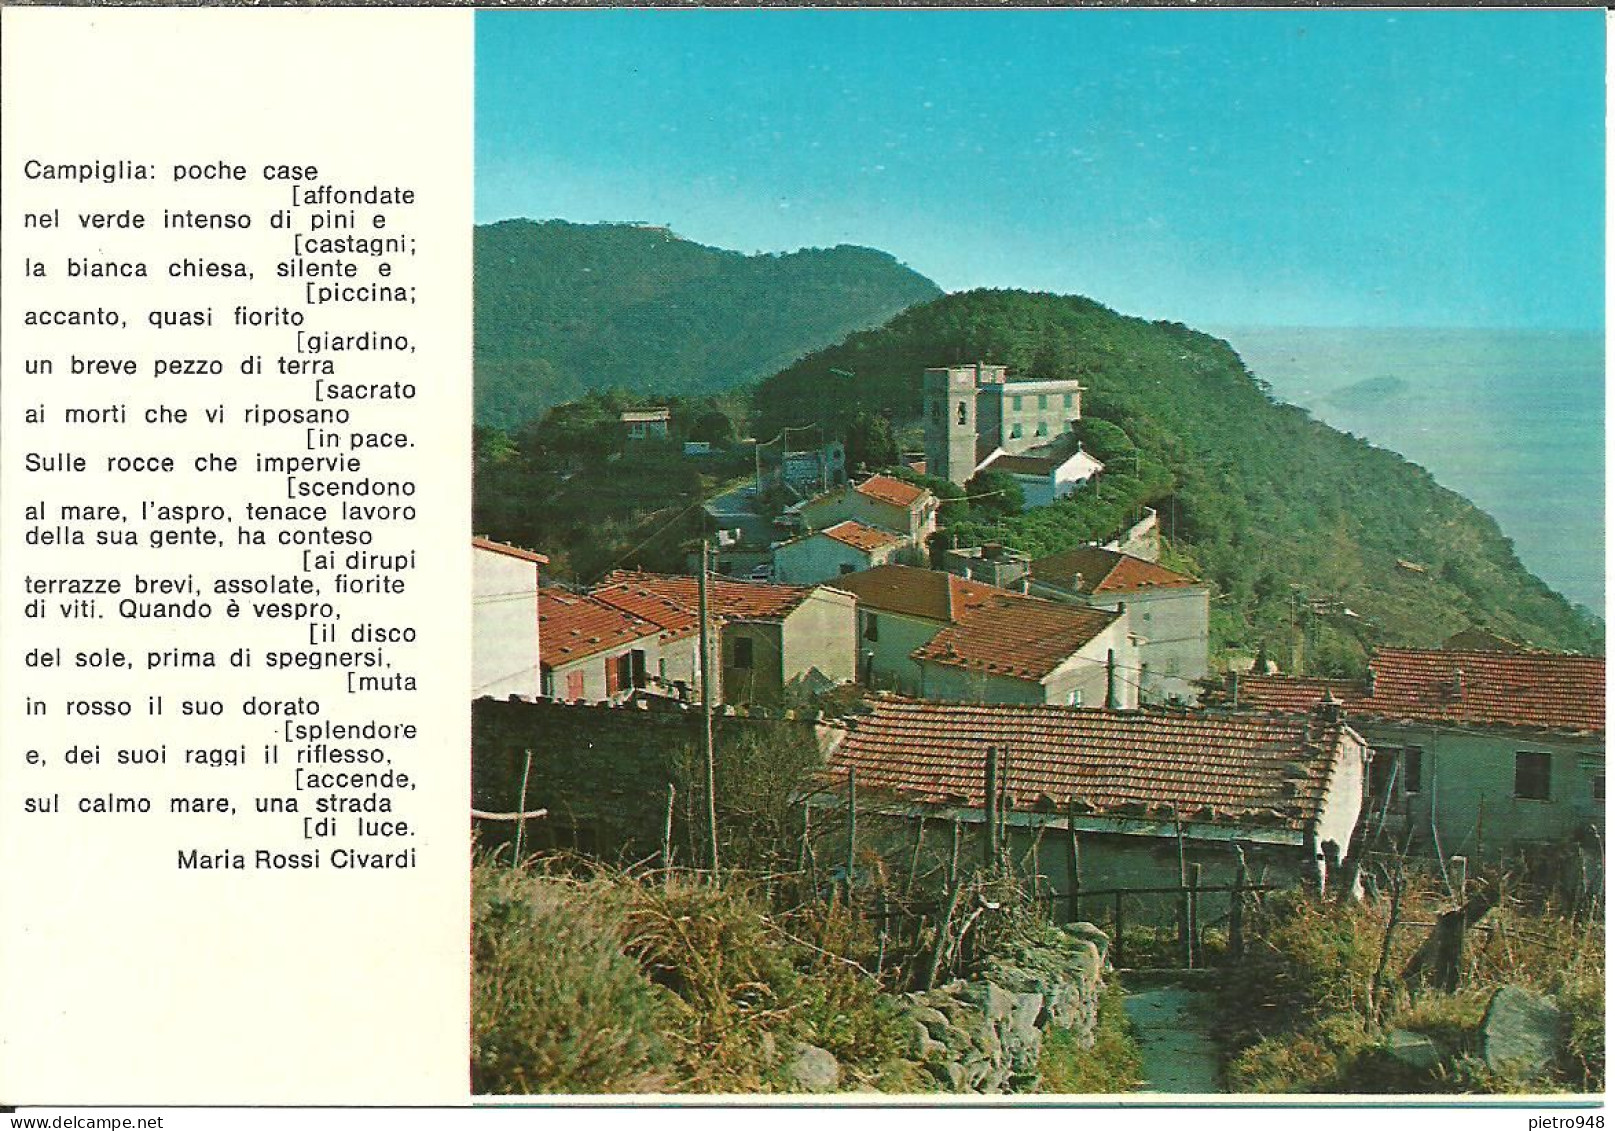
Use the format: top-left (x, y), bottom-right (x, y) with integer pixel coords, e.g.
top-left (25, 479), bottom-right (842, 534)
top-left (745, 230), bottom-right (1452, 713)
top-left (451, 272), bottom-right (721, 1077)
top-left (913, 595), bottom-right (1121, 682)
top-left (820, 520), bottom-right (905, 554)
top-left (1234, 676), bottom-right (1370, 716)
top-left (595, 570), bottom-right (815, 622)
top-left (588, 578), bottom-right (702, 642)
top-left (854, 474), bottom-right (929, 509)
top-left (830, 700), bottom-right (1352, 833)
top-left (1032, 546), bottom-right (1199, 594)
top-left (982, 453), bottom-right (1060, 476)
top-left (1235, 649), bottom-right (1604, 736)
top-left (1366, 648), bottom-right (1604, 735)
top-left (832, 564), bottom-right (1001, 623)
top-left (472, 536), bottom-right (548, 565)
top-left (538, 588), bottom-right (660, 667)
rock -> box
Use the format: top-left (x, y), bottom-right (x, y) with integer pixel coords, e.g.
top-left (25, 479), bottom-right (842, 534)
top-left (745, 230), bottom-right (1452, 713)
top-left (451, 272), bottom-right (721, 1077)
top-left (1481, 985), bottom-right (1566, 1077)
top-left (963, 980), bottom-right (1015, 1022)
top-left (1062, 921), bottom-right (1110, 962)
top-left (786, 1041), bottom-right (841, 1093)
top-left (962, 1055), bottom-right (995, 1091)
top-left (927, 1058), bottom-right (967, 1091)
top-left (1383, 1028), bottom-right (1442, 1071)
top-left (1007, 1071), bottom-right (1041, 1093)
top-left (912, 1005), bottom-right (950, 1038)
top-left (1010, 991), bottom-right (1046, 1036)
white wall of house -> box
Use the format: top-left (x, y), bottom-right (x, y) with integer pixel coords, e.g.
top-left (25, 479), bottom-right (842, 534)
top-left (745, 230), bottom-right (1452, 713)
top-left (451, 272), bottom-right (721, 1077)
top-left (858, 608), bottom-right (944, 694)
top-left (543, 640), bottom-right (660, 704)
top-left (1028, 583), bottom-right (1210, 706)
top-left (781, 588), bottom-right (858, 692)
top-left (1358, 722), bottom-right (1604, 861)
top-left (773, 534), bottom-right (897, 585)
top-left (799, 489), bottom-right (932, 544)
top-left (473, 546), bottom-right (541, 698)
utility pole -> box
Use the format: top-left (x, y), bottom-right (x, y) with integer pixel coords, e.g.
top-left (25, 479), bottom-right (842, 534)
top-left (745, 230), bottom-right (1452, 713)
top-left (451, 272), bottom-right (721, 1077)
top-left (699, 540), bottom-right (719, 873)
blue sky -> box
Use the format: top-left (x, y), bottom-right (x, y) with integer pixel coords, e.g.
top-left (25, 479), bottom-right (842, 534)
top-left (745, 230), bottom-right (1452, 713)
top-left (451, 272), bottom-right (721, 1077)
top-left (477, 10), bottom-right (1604, 330)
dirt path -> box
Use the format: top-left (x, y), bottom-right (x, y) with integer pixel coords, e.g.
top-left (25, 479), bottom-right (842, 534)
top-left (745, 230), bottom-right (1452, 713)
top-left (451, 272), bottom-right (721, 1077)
top-left (1123, 982), bottom-right (1223, 1094)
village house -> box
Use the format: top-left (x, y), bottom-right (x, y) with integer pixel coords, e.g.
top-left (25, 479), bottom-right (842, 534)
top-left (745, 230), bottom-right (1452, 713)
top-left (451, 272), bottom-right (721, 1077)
top-left (620, 407), bottom-right (671, 440)
top-left (472, 536), bottom-right (547, 699)
top-left (795, 473), bottom-right (939, 548)
top-left (538, 587), bottom-right (663, 704)
top-left (592, 570), bottom-right (858, 706)
top-left (771, 520), bottom-right (906, 585)
top-left (975, 448), bottom-right (1105, 509)
top-left (1231, 648), bottom-right (1606, 869)
top-left (816, 697), bottom-right (1370, 921)
top-left (588, 574), bottom-right (710, 703)
top-left (942, 543), bottom-right (1033, 591)
top-left (831, 564), bottom-right (1138, 708)
top-left (922, 362), bottom-right (1098, 491)
top-left (1028, 546), bottom-right (1211, 706)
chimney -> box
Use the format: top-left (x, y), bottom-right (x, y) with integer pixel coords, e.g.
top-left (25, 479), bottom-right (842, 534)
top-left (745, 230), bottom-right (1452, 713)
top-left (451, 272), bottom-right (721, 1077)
top-left (1451, 668), bottom-right (1465, 700)
top-left (1315, 689), bottom-right (1341, 724)
top-left (1226, 669), bottom-right (1241, 708)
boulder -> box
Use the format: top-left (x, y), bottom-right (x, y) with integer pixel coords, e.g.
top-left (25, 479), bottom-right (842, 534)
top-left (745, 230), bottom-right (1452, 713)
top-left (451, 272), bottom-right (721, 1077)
top-left (786, 1041), bottom-right (841, 1093)
top-left (1481, 985), bottom-right (1566, 1078)
top-left (1062, 921), bottom-right (1111, 963)
top-left (1382, 1028), bottom-right (1442, 1071)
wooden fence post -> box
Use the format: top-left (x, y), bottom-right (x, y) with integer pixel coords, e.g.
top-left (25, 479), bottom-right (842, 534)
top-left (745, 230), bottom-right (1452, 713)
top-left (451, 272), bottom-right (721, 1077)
top-left (1066, 809), bottom-right (1082, 925)
top-left (1229, 851), bottom-right (1248, 961)
top-left (1187, 862), bottom-right (1202, 969)
top-left (512, 748), bottom-right (534, 866)
top-left (845, 767), bottom-right (857, 901)
top-left (983, 747), bottom-right (1000, 873)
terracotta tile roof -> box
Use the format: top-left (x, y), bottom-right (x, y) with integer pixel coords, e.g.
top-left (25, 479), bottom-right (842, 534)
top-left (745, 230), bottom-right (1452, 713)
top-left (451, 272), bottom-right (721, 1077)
top-left (832, 564), bottom-right (1001, 623)
top-left (472, 536), bottom-right (548, 565)
top-left (854, 474), bottom-right (930, 509)
top-left (538, 588), bottom-right (660, 667)
top-left (1234, 649), bottom-right (1604, 737)
top-left (1365, 648), bottom-right (1604, 736)
top-left (829, 699), bottom-right (1352, 833)
top-left (820, 520), bottom-right (905, 554)
top-left (596, 570), bottom-right (815, 622)
top-left (1235, 676), bottom-right (1370, 716)
top-left (588, 578), bottom-right (702, 642)
top-left (914, 594), bottom-right (1120, 682)
top-left (1032, 546), bottom-right (1199, 594)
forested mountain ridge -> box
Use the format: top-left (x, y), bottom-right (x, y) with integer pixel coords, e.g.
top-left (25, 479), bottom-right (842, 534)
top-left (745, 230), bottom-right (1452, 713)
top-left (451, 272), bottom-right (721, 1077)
top-left (754, 289), bottom-right (1603, 668)
top-left (474, 219), bottom-right (942, 428)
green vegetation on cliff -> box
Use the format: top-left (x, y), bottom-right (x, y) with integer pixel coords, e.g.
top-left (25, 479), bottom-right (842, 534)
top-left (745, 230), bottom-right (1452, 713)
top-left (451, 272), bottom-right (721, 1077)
top-left (475, 219), bottom-right (941, 428)
top-left (754, 289), bottom-right (1601, 667)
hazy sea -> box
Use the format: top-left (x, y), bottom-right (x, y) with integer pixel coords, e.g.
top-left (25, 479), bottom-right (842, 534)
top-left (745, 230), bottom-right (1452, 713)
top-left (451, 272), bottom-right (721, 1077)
top-left (1215, 328), bottom-right (1605, 619)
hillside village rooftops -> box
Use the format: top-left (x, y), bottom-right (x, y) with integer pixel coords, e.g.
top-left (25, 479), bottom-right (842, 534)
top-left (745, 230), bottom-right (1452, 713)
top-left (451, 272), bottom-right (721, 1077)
top-left (1032, 546), bottom-right (1201, 595)
top-left (596, 570), bottom-right (820, 622)
top-left (1235, 648), bottom-right (1605, 737)
top-left (538, 588), bottom-right (659, 667)
top-left (915, 597), bottom-right (1120, 682)
top-left (832, 564), bottom-right (1002, 623)
top-left (827, 699), bottom-right (1353, 834)
top-left (472, 536), bottom-right (549, 565)
top-left (818, 520), bottom-right (906, 553)
top-left (588, 578), bottom-right (703, 642)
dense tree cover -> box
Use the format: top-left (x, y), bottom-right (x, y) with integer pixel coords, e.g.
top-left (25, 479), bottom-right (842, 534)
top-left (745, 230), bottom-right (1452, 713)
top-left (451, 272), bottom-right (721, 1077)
top-left (474, 220), bottom-right (941, 429)
top-left (475, 391), bottom-right (752, 582)
top-left (753, 290), bottom-right (1602, 668)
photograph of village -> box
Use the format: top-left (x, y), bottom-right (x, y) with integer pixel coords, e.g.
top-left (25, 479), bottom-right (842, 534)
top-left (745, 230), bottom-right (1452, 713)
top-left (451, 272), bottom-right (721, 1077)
top-left (467, 10), bottom-right (1605, 1097)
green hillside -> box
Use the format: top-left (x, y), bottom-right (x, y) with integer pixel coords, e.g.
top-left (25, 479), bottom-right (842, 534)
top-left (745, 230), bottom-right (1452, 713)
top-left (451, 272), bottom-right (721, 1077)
top-left (474, 219), bottom-right (942, 428)
top-left (754, 289), bottom-right (1603, 670)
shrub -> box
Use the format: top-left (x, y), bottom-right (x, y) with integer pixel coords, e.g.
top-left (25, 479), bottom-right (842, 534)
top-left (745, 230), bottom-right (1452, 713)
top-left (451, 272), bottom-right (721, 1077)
top-left (471, 861), bottom-right (672, 1094)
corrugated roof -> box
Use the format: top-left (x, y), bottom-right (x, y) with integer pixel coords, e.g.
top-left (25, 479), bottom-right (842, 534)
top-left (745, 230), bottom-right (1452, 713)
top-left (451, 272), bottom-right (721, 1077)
top-left (914, 595), bottom-right (1121, 682)
top-left (1236, 649), bottom-right (1605, 737)
top-left (1032, 546), bottom-right (1199, 594)
top-left (830, 699), bottom-right (1350, 833)
top-left (595, 570), bottom-right (816, 622)
top-left (538, 588), bottom-right (660, 667)
top-left (820, 520), bottom-right (906, 553)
